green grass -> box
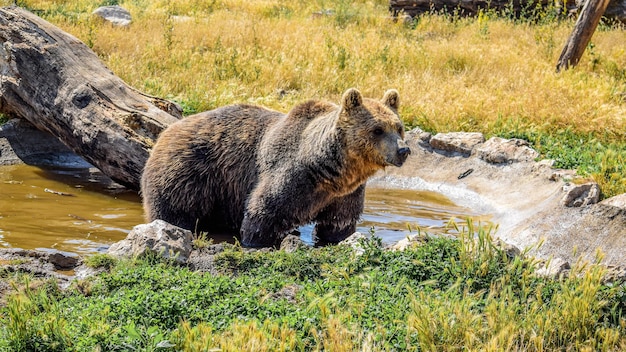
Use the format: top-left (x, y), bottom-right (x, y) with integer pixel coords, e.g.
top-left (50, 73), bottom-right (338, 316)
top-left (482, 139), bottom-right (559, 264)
top-left (486, 119), bottom-right (626, 196)
top-left (1, 225), bottom-right (626, 351)
top-left (83, 253), bottom-right (117, 271)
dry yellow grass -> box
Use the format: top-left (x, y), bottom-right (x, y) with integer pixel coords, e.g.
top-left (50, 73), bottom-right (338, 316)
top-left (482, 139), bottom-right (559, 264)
top-left (2, 0), bottom-right (626, 135)
top-left (9, 0), bottom-right (622, 137)
top-left (2, 0), bottom-right (625, 195)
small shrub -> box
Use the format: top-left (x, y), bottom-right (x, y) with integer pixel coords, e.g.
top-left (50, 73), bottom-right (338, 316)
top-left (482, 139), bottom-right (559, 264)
top-left (591, 148), bottom-right (626, 198)
top-left (83, 253), bottom-right (117, 270)
top-left (192, 232), bottom-right (214, 249)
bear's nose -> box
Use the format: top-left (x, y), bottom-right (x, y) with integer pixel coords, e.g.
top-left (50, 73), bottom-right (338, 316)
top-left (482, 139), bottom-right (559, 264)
top-left (398, 147), bottom-right (411, 158)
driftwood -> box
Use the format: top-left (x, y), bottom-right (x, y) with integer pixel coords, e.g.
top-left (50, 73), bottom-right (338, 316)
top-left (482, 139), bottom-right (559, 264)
top-left (390, 0), bottom-right (626, 21)
top-left (556, 0), bottom-right (612, 71)
top-left (0, 6), bottom-right (181, 190)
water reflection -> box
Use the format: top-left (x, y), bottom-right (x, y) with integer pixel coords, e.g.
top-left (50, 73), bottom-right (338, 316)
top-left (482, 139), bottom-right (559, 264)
top-left (360, 187), bottom-right (489, 244)
top-left (0, 164), bottom-right (141, 254)
top-left (0, 164), bottom-right (489, 254)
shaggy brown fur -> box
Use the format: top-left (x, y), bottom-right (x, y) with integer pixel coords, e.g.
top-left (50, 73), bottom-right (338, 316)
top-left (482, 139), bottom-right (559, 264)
top-left (141, 88), bottom-right (410, 247)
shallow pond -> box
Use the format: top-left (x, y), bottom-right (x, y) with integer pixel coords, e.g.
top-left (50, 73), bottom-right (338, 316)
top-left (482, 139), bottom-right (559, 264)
top-left (0, 164), bottom-right (488, 255)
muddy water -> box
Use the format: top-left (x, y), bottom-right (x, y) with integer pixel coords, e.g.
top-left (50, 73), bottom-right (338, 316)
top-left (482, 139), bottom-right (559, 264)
top-left (0, 164), bottom-right (488, 254)
top-left (359, 187), bottom-right (488, 243)
top-left (0, 164), bottom-right (141, 255)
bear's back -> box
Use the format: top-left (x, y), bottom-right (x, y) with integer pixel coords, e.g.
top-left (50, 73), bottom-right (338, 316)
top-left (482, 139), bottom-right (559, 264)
top-left (142, 104), bottom-right (285, 232)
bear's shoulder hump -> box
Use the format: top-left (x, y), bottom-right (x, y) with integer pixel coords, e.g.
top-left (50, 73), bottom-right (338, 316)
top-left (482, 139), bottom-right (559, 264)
top-left (288, 100), bottom-right (337, 120)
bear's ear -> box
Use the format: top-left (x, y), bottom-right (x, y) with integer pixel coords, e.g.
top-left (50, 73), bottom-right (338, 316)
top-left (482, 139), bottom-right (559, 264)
top-left (340, 88), bottom-right (363, 112)
top-left (382, 89), bottom-right (399, 110)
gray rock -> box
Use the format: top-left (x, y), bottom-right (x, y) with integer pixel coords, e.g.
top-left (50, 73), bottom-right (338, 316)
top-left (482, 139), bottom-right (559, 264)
top-left (312, 9), bottom-right (335, 18)
top-left (537, 159), bottom-right (555, 168)
top-left (406, 127), bottom-right (432, 148)
top-left (92, 6), bottom-right (132, 27)
top-left (604, 265), bottom-right (626, 283)
top-left (548, 167), bottom-right (576, 182)
top-left (0, 248), bottom-right (79, 269)
top-left (430, 132), bottom-right (485, 156)
top-left (0, 248), bottom-right (79, 284)
top-left (270, 283), bottom-right (302, 303)
top-left (562, 182), bottom-right (601, 207)
top-left (279, 235), bottom-right (306, 253)
top-left (73, 265), bottom-right (105, 280)
top-left (47, 252), bottom-right (80, 270)
top-left (401, 14), bottom-right (414, 25)
top-left (0, 280), bottom-right (9, 297)
top-left (493, 239), bottom-right (522, 258)
top-left (186, 243), bottom-right (226, 273)
top-left (388, 233), bottom-right (427, 251)
top-left (340, 232), bottom-right (371, 255)
top-left (107, 220), bottom-right (193, 263)
top-left (601, 193), bottom-right (626, 209)
top-left (535, 257), bottom-right (570, 278)
top-left (171, 15), bottom-right (193, 23)
top-left (474, 137), bottom-right (539, 164)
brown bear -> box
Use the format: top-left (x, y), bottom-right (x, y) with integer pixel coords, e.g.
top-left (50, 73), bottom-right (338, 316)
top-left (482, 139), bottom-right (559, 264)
top-left (140, 88), bottom-right (410, 247)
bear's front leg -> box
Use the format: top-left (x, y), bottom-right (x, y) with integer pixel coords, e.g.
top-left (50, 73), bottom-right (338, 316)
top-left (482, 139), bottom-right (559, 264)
top-left (240, 177), bottom-right (318, 248)
top-left (313, 184), bottom-right (365, 245)
top-left (240, 211), bottom-right (291, 248)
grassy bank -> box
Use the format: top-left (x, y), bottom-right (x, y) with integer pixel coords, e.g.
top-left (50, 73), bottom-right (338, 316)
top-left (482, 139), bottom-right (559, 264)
top-left (1, 0), bottom-right (625, 196)
top-left (0, 2), bottom-right (625, 348)
top-left (1, 228), bottom-right (626, 350)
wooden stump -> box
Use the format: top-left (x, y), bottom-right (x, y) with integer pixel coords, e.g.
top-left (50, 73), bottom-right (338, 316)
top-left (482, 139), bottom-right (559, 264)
top-left (556, 0), bottom-right (611, 71)
top-left (0, 6), bottom-right (181, 190)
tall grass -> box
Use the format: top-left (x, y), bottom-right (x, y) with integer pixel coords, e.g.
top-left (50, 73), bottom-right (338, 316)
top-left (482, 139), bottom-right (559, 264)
top-left (1, 0), bottom-right (625, 196)
top-left (2, 223), bottom-right (626, 350)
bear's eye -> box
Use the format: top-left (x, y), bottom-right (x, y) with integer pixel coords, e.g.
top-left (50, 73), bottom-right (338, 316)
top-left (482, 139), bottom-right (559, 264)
top-left (373, 127), bottom-right (384, 136)
top-left (397, 126), bottom-right (404, 134)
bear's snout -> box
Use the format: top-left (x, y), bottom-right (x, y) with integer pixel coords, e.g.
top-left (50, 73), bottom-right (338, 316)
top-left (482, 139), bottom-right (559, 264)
top-left (398, 147), bottom-right (411, 158)
top-left (393, 146), bottom-right (411, 166)
top-left (382, 137), bottom-right (410, 167)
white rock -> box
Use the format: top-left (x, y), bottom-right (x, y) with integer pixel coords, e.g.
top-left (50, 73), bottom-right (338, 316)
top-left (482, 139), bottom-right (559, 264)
top-left (430, 132), bottom-right (485, 156)
top-left (474, 137), bottom-right (539, 164)
top-left (93, 6), bottom-right (132, 27)
top-left (562, 182), bottom-right (601, 207)
top-left (108, 220), bottom-right (193, 263)
top-left (535, 257), bottom-right (570, 278)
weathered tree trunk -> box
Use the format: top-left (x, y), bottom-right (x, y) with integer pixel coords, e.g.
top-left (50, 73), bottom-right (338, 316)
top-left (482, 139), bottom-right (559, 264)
top-left (389, 0), bottom-right (561, 17)
top-left (0, 6), bottom-right (181, 190)
top-left (556, 0), bottom-right (611, 72)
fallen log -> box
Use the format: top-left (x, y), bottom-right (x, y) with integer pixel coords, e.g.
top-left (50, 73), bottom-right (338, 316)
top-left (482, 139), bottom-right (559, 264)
top-left (389, 0), bottom-right (561, 18)
top-left (389, 0), bottom-right (626, 21)
top-left (0, 6), bottom-right (181, 190)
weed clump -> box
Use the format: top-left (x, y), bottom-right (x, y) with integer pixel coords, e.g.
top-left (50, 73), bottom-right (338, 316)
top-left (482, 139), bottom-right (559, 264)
top-left (83, 253), bottom-right (117, 270)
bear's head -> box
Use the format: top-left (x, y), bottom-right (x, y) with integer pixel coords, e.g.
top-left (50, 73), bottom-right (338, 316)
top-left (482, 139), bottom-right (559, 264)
top-left (339, 88), bottom-right (410, 169)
